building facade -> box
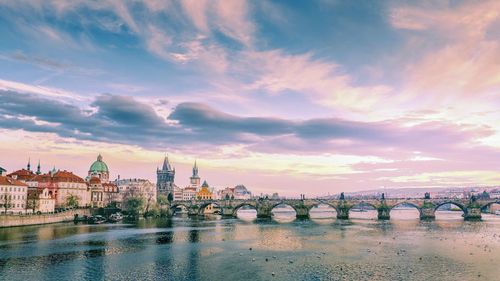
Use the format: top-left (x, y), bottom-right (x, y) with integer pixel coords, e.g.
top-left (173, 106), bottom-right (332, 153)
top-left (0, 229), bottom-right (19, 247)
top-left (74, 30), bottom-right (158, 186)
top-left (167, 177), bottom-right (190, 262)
top-left (0, 176), bottom-right (28, 214)
top-left (88, 154), bottom-right (109, 183)
top-left (27, 187), bottom-right (55, 213)
top-left (116, 178), bottom-right (157, 205)
top-left (30, 169), bottom-right (89, 208)
top-left (156, 156), bottom-right (175, 198)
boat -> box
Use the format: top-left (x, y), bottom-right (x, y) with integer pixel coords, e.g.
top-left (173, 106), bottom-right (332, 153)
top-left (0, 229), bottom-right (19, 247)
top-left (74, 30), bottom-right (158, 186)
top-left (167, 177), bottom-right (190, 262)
top-left (88, 215), bottom-right (106, 224)
top-left (108, 213), bottom-right (123, 223)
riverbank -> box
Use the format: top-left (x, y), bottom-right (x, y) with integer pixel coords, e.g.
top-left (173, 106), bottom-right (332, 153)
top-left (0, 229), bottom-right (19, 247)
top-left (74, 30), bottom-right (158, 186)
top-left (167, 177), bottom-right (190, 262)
top-left (0, 209), bottom-right (91, 228)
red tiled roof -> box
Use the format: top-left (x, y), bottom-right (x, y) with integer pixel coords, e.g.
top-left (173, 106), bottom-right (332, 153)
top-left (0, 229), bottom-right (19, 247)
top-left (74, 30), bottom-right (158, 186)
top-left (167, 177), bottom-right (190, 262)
top-left (52, 170), bottom-right (85, 183)
top-left (7, 169), bottom-right (35, 181)
top-left (30, 170), bottom-right (85, 183)
top-left (31, 173), bottom-right (53, 182)
top-left (89, 177), bottom-right (101, 184)
top-left (0, 176), bottom-right (28, 186)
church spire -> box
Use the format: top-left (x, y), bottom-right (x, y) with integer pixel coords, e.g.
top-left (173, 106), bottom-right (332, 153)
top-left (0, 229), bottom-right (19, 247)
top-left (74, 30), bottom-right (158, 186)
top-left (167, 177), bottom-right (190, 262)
top-left (192, 160), bottom-right (199, 177)
top-left (27, 158), bottom-right (31, 171)
top-left (36, 160), bottom-right (41, 175)
top-left (162, 155), bottom-right (171, 171)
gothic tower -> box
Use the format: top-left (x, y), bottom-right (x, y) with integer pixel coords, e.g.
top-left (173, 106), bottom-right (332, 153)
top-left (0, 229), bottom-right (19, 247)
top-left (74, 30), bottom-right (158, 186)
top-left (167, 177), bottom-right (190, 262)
top-left (190, 161), bottom-right (201, 189)
top-left (157, 156), bottom-right (175, 196)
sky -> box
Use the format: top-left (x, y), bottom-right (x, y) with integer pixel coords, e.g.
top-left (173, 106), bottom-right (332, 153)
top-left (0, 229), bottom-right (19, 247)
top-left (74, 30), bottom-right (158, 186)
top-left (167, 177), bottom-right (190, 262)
top-left (1, 0), bottom-right (500, 197)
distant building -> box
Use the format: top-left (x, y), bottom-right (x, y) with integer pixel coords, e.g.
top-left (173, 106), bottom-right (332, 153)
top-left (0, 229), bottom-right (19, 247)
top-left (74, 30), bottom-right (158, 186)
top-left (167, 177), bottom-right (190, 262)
top-left (196, 181), bottom-right (215, 213)
top-left (27, 187), bottom-right (55, 214)
top-left (88, 177), bottom-right (104, 208)
top-left (218, 187), bottom-right (234, 200)
top-left (234, 185), bottom-right (252, 199)
top-left (0, 166), bottom-right (5, 176)
top-left (182, 187), bottom-right (197, 201)
top-left (88, 154), bottom-right (110, 183)
top-left (33, 170), bottom-right (89, 208)
top-left (116, 178), bottom-right (157, 206)
top-left (7, 159), bottom-right (37, 182)
top-left (490, 189), bottom-right (500, 199)
top-left (0, 175), bottom-right (28, 214)
top-left (189, 161), bottom-right (201, 189)
top-left (156, 156), bottom-right (175, 198)
top-left (172, 186), bottom-right (183, 201)
top-left (196, 181), bottom-right (213, 200)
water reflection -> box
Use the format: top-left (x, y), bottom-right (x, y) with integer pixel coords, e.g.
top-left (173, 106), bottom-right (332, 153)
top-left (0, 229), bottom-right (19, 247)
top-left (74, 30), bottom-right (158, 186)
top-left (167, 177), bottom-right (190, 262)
top-left (0, 210), bottom-right (499, 281)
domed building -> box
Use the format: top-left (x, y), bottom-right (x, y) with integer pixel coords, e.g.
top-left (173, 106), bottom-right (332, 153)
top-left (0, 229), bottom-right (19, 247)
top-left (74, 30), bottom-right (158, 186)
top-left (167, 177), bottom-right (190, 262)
top-left (88, 154), bottom-right (109, 183)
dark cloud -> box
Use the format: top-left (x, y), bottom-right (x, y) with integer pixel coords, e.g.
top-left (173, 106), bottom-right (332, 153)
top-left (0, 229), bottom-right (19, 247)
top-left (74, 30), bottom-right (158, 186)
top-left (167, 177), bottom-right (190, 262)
top-left (0, 90), bottom-right (494, 156)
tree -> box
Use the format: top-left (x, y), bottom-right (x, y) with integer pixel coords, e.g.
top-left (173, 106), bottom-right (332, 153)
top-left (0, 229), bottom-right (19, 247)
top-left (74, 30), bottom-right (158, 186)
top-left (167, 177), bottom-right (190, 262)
top-left (167, 192), bottom-right (174, 203)
top-left (225, 194), bottom-right (230, 200)
top-left (66, 195), bottom-right (79, 208)
top-left (27, 192), bottom-right (40, 213)
top-left (1, 192), bottom-right (11, 214)
top-left (124, 197), bottom-right (144, 217)
top-left (157, 195), bottom-right (168, 206)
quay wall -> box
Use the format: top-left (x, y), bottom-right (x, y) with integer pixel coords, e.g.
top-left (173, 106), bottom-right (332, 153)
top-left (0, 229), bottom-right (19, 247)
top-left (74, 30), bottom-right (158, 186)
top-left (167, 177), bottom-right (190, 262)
top-left (0, 209), bottom-right (91, 228)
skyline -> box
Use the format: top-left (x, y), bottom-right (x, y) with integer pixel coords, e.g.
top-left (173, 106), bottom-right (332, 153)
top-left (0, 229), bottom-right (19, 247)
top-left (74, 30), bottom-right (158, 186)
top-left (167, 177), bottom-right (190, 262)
top-left (1, 1), bottom-right (500, 196)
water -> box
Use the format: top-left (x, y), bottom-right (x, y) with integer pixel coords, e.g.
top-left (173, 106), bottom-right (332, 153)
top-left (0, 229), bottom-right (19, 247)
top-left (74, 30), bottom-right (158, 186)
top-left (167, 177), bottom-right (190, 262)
top-left (0, 210), bottom-right (499, 281)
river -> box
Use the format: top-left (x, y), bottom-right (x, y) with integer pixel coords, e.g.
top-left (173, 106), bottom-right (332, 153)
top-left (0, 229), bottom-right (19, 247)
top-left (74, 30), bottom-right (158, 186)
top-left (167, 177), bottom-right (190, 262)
top-left (0, 209), bottom-right (499, 281)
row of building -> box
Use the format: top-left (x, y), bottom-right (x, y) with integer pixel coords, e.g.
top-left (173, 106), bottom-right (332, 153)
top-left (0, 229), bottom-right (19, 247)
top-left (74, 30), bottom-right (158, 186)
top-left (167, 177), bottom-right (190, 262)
top-left (0, 155), bottom-right (124, 214)
top-left (156, 156), bottom-right (253, 201)
top-left (0, 155), bottom-right (254, 215)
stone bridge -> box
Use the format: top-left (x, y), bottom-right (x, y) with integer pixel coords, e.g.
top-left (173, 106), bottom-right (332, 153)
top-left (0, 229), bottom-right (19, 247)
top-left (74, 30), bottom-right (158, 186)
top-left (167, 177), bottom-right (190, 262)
top-left (167, 197), bottom-right (500, 221)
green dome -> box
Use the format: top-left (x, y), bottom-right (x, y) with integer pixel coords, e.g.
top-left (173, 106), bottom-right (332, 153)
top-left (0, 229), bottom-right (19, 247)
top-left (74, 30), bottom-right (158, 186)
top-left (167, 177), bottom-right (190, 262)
top-left (89, 154), bottom-right (108, 173)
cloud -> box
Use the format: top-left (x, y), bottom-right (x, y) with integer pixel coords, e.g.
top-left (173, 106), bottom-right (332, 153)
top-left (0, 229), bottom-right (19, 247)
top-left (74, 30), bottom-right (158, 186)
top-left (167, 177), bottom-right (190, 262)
top-left (0, 90), bottom-right (491, 159)
top-left (389, 1), bottom-right (500, 104)
top-left (0, 79), bottom-right (88, 101)
top-left (239, 50), bottom-right (393, 114)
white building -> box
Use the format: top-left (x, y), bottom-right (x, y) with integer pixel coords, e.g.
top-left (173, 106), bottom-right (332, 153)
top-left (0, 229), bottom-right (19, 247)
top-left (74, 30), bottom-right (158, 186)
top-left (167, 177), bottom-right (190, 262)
top-left (0, 176), bottom-right (28, 214)
top-left (233, 185), bottom-right (252, 199)
top-left (115, 178), bottom-right (157, 204)
top-left (489, 189), bottom-right (500, 199)
top-left (173, 185), bottom-right (183, 201)
top-left (182, 187), bottom-right (197, 201)
top-left (27, 187), bottom-right (55, 213)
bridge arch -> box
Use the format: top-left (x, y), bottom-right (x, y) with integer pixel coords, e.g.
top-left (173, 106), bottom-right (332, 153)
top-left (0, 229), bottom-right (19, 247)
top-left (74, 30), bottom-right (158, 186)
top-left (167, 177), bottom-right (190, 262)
top-left (311, 201), bottom-right (339, 213)
top-left (170, 203), bottom-right (191, 215)
top-left (348, 201), bottom-right (378, 211)
top-left (480, 200), bottom-right (500, 211)
top-left (197, 201), bottom-right (222, 216)
top-left (270, 202), bottom-right (299, 217)
top-left (309, 201), bottom-right (338, 219)
top-left (389, 202), bottom-right (422, 219)
top-left (232, 203), bottom-right (257, 217)
top-left (433, 201), bottom-right (467, 213)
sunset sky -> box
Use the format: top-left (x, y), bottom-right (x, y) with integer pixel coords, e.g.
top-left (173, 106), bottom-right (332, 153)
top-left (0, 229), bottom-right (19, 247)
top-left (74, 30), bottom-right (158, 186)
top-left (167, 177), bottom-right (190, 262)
top-left (1, 0), bottom-right (500, 196)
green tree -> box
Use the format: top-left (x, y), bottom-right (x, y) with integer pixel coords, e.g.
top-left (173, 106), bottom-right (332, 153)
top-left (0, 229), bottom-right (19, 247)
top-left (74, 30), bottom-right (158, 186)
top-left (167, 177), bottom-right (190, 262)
top-left (167, 192), bottom-right (174, 203)
top-left (27, 193), bottom-right (39, 213)
top-left (66, 195), bottom-right (79, 208)
top-left (1, 192), bottom-right (11, 214)
top-left (157, 195), bottom-right (169, 206)
top-left (124, 197), bottom-right (145, 217)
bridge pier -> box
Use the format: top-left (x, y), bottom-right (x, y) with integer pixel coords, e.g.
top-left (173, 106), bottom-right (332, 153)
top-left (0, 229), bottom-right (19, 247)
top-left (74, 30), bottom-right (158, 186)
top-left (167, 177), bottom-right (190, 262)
top-left (188, 206), bottom-right (200, 217)
top-left (294, 205), bottom-right (310, 219)
top-left (464, 207), bottom-right (481, 221)
top-left (377, 207), bottom-right (390, 220)
top-left (220, 206), bottom-right (236, 218)
top-left (419, 207), bottom-right (435, 220)
top-left (256, 204), bottom-right (273, 219)
top-left (336, 204), bottom-right (349, 219)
